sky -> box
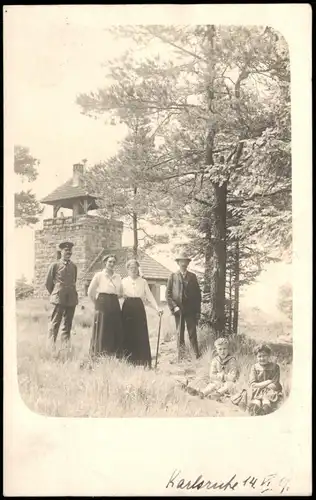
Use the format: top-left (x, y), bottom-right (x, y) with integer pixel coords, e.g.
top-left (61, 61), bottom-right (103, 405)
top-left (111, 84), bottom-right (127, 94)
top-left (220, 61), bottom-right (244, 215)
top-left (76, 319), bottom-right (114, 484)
top-left (8, 8), bottom-right (140, 279)
top-left (8, 9), bottom-right (131, 194)
top-left (7, 8), bottom-right (195, 281)
top-left (6, 6), bottom-right (292, 315)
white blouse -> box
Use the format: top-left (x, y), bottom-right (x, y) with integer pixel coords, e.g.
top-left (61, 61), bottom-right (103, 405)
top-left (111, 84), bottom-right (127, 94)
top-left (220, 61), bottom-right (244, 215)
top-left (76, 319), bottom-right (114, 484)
top-left (88, 271), bottom-right (122, 301)
top-left (122, 276), bottom-right (159, 311)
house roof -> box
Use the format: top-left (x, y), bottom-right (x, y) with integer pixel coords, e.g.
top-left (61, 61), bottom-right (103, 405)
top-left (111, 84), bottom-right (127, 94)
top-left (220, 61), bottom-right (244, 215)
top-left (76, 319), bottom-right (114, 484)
top-left (41, 178), bottom-right (98, 207)
top-left (83, 247), bottom-right (172, 282)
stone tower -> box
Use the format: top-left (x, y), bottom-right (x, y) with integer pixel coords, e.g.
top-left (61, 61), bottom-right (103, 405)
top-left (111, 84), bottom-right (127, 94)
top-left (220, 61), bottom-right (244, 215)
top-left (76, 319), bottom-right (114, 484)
top-left (34, 163), bottom-right (123, 298)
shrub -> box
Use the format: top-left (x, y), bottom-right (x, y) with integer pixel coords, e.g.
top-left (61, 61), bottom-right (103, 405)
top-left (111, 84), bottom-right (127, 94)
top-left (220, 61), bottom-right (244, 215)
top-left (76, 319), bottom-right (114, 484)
top-left (277, 283), bottom-right (292, 320)
top-left (15, 276), bottom-right (34, 300)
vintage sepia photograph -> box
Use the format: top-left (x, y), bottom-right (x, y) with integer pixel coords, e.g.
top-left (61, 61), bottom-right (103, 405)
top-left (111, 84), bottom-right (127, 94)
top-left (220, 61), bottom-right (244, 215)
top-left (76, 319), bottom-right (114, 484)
top-left (10, 13), bottom-right (294, 420)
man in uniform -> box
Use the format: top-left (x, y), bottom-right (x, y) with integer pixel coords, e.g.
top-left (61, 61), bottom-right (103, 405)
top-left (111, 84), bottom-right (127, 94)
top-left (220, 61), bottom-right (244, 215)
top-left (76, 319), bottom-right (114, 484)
top-left (45, 241), bottom-right (78, 351)
top-left (166, 251), bottom-right (202, 361)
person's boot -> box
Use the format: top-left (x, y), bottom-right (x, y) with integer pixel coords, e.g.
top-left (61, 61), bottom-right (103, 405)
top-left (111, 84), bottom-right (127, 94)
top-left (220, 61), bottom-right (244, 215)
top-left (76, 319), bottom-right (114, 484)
top-left (262, 404), bottom-right (272, 415)
top-left (190, 338), bottom-right (200, 360)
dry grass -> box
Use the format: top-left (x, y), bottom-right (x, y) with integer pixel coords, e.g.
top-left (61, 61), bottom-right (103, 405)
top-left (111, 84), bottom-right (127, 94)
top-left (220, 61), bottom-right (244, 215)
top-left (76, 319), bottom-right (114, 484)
top-left (16, 298), bottom-right (292, 418)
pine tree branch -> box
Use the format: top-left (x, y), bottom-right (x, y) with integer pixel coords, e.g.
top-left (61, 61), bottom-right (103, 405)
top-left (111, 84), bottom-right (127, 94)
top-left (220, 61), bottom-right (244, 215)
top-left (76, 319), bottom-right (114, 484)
top-left (228, 187), bottom-right (291, 205)
top-left (149, 170), bottom-right (199, 182)
top-left (145, 27), bottom-right (208, 63)
top-left (148, 112), bottom-right (179, 139)
top-left (194, 196), bottom-right (213, 207)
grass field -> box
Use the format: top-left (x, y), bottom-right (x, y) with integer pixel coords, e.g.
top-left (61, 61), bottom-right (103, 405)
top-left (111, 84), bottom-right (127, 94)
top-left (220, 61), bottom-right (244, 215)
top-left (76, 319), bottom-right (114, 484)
top-left (16, 298), bottom-right (293, 418)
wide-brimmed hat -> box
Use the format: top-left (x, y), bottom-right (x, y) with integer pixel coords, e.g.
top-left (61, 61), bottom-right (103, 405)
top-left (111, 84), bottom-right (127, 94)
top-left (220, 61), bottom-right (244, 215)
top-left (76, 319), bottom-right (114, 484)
top-left (175, 251), bottom-right (192, 262)
top-left (59, 241), bottom-right (74, 250)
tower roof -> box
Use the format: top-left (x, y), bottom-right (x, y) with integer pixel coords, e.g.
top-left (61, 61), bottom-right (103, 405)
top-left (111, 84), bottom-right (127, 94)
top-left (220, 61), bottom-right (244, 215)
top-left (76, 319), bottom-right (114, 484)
top-left (40, 163), bottom-right (98, 209)
top-left (40, 178), bottom-right (98, 206)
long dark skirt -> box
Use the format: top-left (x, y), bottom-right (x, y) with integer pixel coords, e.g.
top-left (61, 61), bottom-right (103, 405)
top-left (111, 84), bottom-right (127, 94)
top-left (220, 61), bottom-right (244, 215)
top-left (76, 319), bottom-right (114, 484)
top-left (121, 297), bottom-right (152, 368)
top-left (89, 293), bottom-right (124, 359)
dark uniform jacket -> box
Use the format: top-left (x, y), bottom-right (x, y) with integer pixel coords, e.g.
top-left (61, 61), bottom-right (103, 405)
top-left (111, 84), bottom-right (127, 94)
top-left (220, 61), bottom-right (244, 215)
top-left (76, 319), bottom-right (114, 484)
top-left (45, 260), bottom-right (78, 307)
top-left (166, 270), bottom-right (201, 316)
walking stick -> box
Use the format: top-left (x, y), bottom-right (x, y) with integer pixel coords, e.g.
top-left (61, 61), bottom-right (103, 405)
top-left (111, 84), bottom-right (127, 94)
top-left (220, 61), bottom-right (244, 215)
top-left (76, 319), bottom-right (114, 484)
top-left (154, 312), bottom-right (163, 369)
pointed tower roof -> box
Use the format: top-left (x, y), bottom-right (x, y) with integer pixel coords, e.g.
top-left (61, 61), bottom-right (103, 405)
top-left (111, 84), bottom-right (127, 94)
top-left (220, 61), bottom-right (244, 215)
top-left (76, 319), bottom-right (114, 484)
top-left (40, 163), bottom-right (98, 210)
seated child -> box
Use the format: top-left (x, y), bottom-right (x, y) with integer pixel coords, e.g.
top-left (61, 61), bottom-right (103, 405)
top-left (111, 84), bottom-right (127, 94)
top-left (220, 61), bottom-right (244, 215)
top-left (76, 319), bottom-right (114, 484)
top-left (201, 337), bottom-right (239, 398)
top-left (248, 343), bottom-right (283, 416)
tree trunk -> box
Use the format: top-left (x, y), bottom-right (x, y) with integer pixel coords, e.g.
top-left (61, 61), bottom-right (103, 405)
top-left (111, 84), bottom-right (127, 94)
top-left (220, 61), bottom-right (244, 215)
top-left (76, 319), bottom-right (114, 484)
top-left (132, 212), bottom-right (138, 258)
top-left (132, 187), bottom-right (138, 258)
top-left (204, 182), bottom-right (227, 338)
top-left (232, 240), bottom-right (240, 334)
top-left (228, 263), bottom-right (233, 335)
top-left (203, 24), bottom-right (227, 339)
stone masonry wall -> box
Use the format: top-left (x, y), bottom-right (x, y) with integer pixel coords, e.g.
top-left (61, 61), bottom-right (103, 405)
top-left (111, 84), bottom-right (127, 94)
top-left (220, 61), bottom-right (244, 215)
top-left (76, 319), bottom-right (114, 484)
top-left (78, 215), bottom-right (123, 292)
top-left (34, 215), bottom-right (123, 299)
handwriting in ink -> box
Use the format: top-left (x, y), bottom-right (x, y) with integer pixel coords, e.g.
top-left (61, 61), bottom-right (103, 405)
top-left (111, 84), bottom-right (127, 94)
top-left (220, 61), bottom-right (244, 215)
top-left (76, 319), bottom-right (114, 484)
top-left (243, 473), bottom-right (291, 495)
top-left (166, 470), bottom-right (291, 495)
top-left (243, 475), bottom-right (258, 488)
top-left (279, 476), bottom-right (290, 494)
top-left (166, 469), bottom-right (239, 491)
top-left (259, 473), bottom-right (277, 493)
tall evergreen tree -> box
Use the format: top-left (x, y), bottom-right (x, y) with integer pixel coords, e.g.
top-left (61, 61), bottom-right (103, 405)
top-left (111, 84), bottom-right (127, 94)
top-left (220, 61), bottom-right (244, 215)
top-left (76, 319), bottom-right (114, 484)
top-left (77, 25), bottom-right (290, 337)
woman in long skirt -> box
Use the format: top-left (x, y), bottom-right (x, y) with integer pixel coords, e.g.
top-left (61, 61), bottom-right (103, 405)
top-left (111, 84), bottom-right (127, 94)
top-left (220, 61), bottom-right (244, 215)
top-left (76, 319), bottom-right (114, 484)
top-left (87, 254), bottom-right (124, 359)
top-left (121, 259), bottom-right (163, 369)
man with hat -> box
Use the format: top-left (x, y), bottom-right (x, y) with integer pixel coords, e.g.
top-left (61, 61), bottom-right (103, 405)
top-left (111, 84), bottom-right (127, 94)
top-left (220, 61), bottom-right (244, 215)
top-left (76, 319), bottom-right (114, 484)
top-left (45, 241), bottom-right (78, 350)
top-left (166, 250), bottom-right (202, 361)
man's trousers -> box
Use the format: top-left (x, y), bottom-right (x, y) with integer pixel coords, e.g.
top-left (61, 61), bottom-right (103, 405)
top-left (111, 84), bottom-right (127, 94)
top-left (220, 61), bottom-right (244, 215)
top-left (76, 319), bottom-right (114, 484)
top-left (48, 304), bottom-right (76, 347)
top-left (175, 311), bottom-right (200, 360)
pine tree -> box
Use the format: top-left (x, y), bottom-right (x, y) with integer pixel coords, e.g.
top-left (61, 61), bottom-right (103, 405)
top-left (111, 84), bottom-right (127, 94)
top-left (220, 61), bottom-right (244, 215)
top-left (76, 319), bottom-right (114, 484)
top-left (77, 25), bottom-right (291, 338)
top-left (14, 145), bottom-right (43, 227)
top-left (84, 115), bottom-right (171, 257)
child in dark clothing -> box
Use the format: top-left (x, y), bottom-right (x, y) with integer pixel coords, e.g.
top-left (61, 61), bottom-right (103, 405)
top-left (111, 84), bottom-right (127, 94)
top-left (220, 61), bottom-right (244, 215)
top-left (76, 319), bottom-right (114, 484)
top-left (248, 344), bottom-right (283, 416)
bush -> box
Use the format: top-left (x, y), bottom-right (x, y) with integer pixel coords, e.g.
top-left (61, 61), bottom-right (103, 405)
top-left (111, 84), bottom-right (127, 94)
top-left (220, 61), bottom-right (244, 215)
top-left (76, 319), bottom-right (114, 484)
top-left (15, 277), bottom-right (34, 300)
top-left (199, 300), bottom-right (229, 332)
top-left (277, 283), bottom-right (292, 320)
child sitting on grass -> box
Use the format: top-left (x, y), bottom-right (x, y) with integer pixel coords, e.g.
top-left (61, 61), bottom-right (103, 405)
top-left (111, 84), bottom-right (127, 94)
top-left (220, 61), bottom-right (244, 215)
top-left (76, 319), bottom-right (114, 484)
top-left (247, 343), bottom-right (283, 416)
top-left (200, 337), bottom-right (239, 399)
